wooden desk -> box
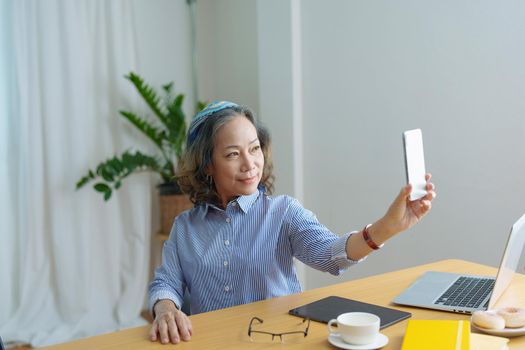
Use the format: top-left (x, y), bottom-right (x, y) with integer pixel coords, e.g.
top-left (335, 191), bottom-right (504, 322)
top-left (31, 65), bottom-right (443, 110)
top-left (39, 259), bottom-right (525, 349)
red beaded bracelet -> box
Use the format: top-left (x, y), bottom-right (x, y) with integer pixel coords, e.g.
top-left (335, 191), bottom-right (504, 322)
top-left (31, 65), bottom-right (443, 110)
top-left (362, 224), bottom-right (384, 250)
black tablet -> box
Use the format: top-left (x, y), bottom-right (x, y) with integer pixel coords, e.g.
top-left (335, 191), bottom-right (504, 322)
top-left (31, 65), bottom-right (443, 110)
top-left (289, 296), bottom-right (411, 329)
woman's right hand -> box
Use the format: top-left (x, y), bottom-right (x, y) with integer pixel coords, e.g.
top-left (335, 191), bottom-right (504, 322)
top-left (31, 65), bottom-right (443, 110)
top-left (149, 299), bottom-right (193, 344)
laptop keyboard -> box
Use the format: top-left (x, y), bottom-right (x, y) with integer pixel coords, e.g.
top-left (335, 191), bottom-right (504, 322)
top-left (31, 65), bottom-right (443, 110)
top-left (434, 276), bottom-right (495, 309)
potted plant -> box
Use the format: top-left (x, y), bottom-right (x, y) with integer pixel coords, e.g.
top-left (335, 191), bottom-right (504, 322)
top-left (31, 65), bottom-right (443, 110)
top-left (76, 71), bottom-right (205, 235)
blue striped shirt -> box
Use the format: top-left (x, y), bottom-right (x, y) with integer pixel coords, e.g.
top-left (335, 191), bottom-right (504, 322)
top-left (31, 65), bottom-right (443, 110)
top-left (149, 189), bottom-right (362, 314)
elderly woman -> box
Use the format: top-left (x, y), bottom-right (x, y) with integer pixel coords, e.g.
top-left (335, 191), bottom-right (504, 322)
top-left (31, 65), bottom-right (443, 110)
top-left (148, 101), bottom-right (436, 344)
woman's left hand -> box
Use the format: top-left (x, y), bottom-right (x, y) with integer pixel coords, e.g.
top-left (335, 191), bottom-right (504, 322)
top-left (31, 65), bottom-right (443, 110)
top-left (381, 173), bottom-right (436, 234)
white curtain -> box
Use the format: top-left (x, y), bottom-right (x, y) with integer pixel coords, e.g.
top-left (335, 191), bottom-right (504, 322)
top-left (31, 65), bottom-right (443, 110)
top-left (0, 0), bottom-right (153, 347)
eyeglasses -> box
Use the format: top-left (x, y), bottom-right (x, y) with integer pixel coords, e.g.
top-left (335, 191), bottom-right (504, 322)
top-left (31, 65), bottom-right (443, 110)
top-left (248, 317), bottom-right (310, 343)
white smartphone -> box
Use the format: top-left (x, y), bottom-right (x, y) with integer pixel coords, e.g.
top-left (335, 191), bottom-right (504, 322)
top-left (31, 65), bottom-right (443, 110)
top-left (403, 129), bottom-right (427, 201)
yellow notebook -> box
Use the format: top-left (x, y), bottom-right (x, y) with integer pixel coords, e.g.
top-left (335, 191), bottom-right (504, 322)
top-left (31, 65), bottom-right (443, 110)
top-left (471, 333), bottom-right (509, 350)
top-left (401, 320), bottom-right (470, 350)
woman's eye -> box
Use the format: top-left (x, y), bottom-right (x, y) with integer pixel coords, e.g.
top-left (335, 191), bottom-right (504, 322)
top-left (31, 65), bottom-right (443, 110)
top-left (226, 152), bottom-right (239, 158)
top-left (251, 145), bottom-right (261, 152)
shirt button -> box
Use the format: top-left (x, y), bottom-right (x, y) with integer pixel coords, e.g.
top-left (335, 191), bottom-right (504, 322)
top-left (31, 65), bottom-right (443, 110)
top-left (224, 240), bottom-right (230, 246)
top-left (224, 285), bottom-right (230, 292)
top-left (226, 217), bottom-right (231, 223)
top-left (223, 261), bottom-right (229, 266)
top-left (232, 202), bottom-right (237, 207)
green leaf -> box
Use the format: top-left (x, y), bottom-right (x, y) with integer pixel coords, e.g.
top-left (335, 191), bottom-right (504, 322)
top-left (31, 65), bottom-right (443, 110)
top-left (121, 151), bottom-right (136, 168)
top-left (109, 157), bottom-right (124, 174)
top-left (103, 190), bottom-right (112, 201)
top-left (76, 169), bottom-right (96, 189)
top-left (76, 176), bottom-right (90, 189)
top-left (165, 95), bottom-right (187, 159)
top-left (96, 162), bottom-right (115, 182)
top-left (195, 100), bottom-right (208, 115)
top-left (125, 72), bottom-right (169, 126)
top-left (174, 94), bottom-right (184, 107)
top-left (162, 82), bottom-right (173, 93)
top-left (94, 183), bottom-right (111, 193)
top-left (119, 110), bottom-right (164, 150)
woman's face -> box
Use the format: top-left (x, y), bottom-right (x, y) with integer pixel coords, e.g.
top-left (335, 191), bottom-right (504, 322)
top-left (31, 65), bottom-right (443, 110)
top-left (208, 115), bottom-right (264, 207)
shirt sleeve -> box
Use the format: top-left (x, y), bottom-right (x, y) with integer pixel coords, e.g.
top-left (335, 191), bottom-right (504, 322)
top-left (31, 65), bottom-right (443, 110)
top-left (148, 231), bottom-right (186, 316)
top-left (283, 198), bottom-right (366, 276)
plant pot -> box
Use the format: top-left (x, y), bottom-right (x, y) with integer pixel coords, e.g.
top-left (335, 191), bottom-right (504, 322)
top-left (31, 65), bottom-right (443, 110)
top-left (158, 182), bottom-right (193, 236)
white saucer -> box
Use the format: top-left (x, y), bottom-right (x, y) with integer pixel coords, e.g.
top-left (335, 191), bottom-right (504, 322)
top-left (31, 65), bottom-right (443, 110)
top-left (328, 333), bottom-right (389, 350)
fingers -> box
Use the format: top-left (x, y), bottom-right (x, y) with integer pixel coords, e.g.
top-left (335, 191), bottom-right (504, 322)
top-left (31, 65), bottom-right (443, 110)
top-left (410, 198), bottom-right (432, 219)
top-left (167, 316), bottom-right (180, 344)
top-left (397, 183), bottom-right (412, 203)
top-left (158, 316), bottom-right (176, 344)
top-left (149, 322), bottom-right (158, 342)
top-left (424, 173), bottom-right (436, 201)
top-left (419, 199), bottom-right (432, 217)
top-left (175, 311), bottom-right (193, 341)
top-left (424, 181), bottom-right (436, 201)
top-left (150, 310), bottom-right (192, 344)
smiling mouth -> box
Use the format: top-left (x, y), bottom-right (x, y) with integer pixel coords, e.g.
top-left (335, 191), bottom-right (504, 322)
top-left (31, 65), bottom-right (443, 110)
top-left (239, 175), bottom-right (258, 184)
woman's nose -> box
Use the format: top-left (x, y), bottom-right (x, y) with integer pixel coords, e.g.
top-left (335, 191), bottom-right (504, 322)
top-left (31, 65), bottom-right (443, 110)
top-left (240, 153), bottom-right (255, 172)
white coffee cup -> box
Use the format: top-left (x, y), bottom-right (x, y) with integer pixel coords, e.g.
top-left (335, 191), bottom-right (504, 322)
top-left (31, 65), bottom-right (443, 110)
top-left (327, 312), bottom-right (380, 345)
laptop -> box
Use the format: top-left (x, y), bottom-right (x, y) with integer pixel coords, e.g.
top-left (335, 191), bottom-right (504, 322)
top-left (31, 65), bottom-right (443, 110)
top-left (393, 213), bottom-right (525, 314)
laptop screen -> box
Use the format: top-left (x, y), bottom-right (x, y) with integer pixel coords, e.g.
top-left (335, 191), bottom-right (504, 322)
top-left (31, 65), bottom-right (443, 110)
top-left (488, 213), bottom-right (525, 309)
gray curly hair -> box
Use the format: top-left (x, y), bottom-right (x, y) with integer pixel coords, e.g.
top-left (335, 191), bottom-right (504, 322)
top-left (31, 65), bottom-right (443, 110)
top-left (176, 105), bottom-right (274, 205)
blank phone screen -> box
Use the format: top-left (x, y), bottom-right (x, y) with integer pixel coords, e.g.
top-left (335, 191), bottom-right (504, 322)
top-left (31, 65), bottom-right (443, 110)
top-left (403, 129), bottom-right (426, 201)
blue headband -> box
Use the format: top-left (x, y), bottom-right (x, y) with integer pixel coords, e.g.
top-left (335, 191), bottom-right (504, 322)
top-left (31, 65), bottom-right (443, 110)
top-left (187, 100), bottom-right (239, 144)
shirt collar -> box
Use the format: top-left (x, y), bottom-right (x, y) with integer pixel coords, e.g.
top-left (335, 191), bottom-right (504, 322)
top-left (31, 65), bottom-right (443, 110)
top-left (200, 189), bottom-right (262, 217)
top-left (235, 190), bottom-right (261, 213)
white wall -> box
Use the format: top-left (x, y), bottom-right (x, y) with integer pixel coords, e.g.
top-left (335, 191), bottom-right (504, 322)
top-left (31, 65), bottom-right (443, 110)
top-left (196, 0), bottom-right (259, 112)
top-left (132, 0), bottom-right (193, 96)
top-left (197, 1), bottom-right (525, 290)
top-left (299, 0), bottom-right (525, 289)
top-left (132, 0), bottom-right (194, 112)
